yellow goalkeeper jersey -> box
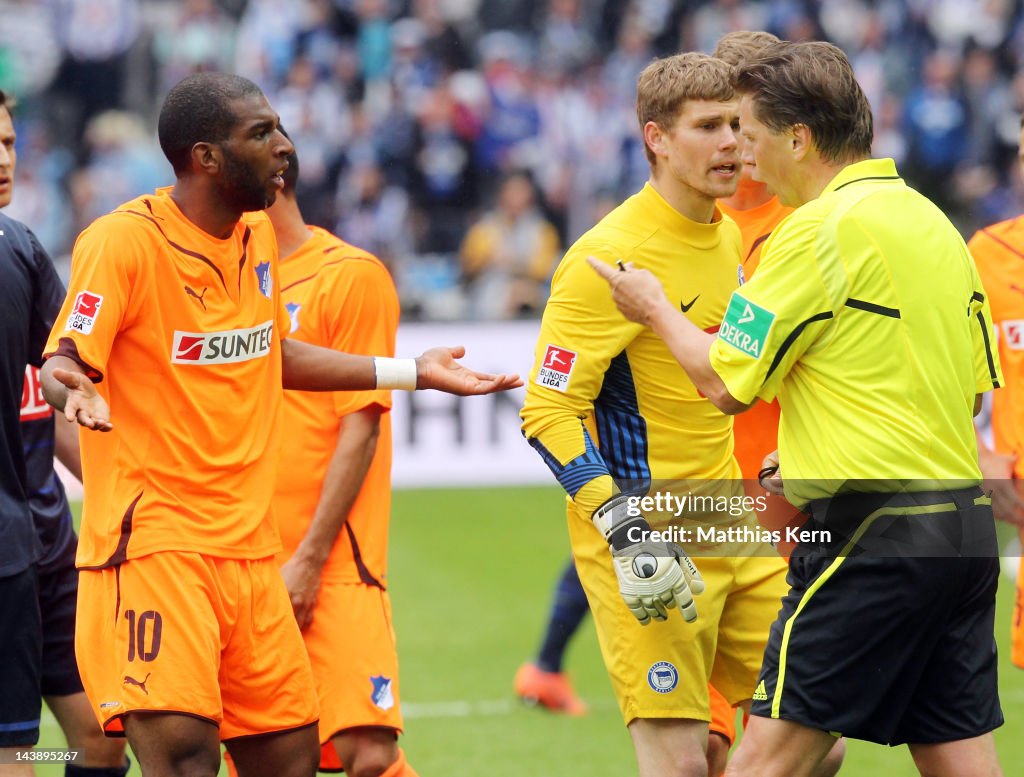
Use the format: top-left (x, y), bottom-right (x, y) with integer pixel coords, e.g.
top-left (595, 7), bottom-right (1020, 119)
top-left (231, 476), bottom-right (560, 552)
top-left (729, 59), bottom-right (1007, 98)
top-left (520, 182), bottom-right (744, 515)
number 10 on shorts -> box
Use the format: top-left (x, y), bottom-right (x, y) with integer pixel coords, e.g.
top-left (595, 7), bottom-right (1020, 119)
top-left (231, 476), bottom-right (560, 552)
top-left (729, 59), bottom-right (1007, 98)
top-left (124, 609), bottom-right (163, 662)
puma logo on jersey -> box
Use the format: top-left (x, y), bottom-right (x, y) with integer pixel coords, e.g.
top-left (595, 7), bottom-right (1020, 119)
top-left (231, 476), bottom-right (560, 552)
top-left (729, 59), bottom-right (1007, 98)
top-left (184, 285), bottom-right (209, 311)
top-left (123, 673), bottom-right (151, 695)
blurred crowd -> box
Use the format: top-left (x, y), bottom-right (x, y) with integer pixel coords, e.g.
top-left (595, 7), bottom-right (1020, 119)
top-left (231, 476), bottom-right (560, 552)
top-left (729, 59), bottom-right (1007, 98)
top-left (4, 0), bottom-right (1024, 320)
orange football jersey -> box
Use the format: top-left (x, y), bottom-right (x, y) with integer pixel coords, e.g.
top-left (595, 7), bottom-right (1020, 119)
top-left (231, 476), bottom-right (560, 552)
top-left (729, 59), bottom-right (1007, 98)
top-left (718, 196), bottom-right (793, 478)
top-left (44, 188), bottom-right (289, 567)
top-left (969, 215), bottom-right (1024, 475)
top-left (274, 227), bottom-right (399, 583)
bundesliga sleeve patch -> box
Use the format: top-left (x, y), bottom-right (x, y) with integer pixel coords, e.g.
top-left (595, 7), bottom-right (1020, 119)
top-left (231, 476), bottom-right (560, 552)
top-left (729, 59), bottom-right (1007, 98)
top-left (536, 344), bottom-right (577, 392)
top-left (719, 292), bottom-right (775, 358)
top-left (65, 291), bottom-right (104, 335)
top-left (1002, 321), bottom-right (1024, 349)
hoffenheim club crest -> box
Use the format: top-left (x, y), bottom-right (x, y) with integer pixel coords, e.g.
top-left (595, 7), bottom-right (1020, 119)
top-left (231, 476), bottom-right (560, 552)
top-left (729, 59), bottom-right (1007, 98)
top-left (255, 261), bottom-right (273, 299)
top-left (370, 675), bottom-right (395, 711)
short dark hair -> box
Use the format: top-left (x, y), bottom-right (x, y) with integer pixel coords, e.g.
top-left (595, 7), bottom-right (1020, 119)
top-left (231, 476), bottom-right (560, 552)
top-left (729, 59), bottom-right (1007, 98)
top-left (712, 30), bottom-right (782, 67)
top-left (158, 73), bottom-right (264, 174)
top-left (734, 41), bottom-right (873, 165)
top-left (277, 125), bottom-right (299, 192)
top-left (0, 89), bottom-right (15, 114)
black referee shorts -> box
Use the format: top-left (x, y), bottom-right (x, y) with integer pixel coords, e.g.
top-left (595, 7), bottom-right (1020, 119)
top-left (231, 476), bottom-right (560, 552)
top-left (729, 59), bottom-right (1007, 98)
top-left (750, 487), bottom-right (1003, 745)
top-left (0, 565), bottom-right (42, 746)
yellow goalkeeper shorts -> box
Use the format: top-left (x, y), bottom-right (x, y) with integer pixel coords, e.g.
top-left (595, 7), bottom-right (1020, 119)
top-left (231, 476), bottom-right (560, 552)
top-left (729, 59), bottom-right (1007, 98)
top-left (567, 500), bottom-right (788, 725)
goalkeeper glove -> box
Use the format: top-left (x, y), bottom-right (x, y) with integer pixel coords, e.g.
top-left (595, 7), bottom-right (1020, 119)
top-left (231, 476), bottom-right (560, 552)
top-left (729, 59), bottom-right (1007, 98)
top-left (592, 494), bottom-right (704, 625)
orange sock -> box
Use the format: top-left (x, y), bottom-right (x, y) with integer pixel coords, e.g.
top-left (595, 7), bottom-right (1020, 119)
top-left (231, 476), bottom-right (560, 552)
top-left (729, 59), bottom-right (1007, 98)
top-left (379, 748), bottom-right (419, 777)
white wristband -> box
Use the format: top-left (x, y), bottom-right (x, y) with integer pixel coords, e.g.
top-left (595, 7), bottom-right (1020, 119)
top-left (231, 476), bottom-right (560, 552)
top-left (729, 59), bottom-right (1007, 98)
top-left (373, 357), bottom-right (418, 390)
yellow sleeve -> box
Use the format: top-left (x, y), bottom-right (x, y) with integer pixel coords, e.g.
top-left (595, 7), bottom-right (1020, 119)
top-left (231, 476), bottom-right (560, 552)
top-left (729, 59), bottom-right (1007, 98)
top-left (520, 244), bottom-right (642, 515)
top-left (709, 217), bottom-right (837, 403)
top-left (43, 213), bottom-right (144, 381)
top-left (967, 252), bottom-right (1003, 393)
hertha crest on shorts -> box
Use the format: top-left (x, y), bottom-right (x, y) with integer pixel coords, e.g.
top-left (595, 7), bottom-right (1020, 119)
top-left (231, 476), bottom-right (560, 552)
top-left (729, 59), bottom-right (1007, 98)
top-left (536, 344), bottom-right (577, 393)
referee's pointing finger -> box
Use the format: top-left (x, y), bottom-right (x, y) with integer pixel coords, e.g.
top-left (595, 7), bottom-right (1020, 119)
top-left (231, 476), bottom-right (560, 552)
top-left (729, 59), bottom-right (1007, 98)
top-left (586, 256), bottom-right (618, 284)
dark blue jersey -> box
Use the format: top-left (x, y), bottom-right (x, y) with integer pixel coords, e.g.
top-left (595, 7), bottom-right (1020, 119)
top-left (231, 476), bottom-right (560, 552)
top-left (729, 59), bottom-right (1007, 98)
top-left (21, 366), bottom-right (75, 571)
top-left (0, 211), bottom-right (65, 576)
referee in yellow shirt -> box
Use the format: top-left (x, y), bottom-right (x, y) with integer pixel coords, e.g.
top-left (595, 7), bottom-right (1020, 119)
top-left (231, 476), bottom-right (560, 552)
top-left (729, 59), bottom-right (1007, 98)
top-left (589, 41), bottom-right (1004, 777)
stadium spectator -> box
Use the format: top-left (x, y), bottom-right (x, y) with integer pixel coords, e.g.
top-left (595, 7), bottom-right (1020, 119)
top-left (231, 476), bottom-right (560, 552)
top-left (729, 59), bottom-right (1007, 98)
top-left (474, 31), bottom-right (541, 177)
top-left (0, 84), bottom-right (130, 777)
top-left (266, 134), bottom-right (418, 777)
top-left (0, 0), bottom-right (60, 99)
top-left (335, 158), bottom-right (411, 272)
top-left (66, 111), bottom-right (169, 238)
top-left (356, 0), bottom-right (395, 86)
top-left (408, 82), bottom-right (479, 255)
top-left (535, 0), bottom-right (599, 76)
top-left (4, 4), bottom-right (1024, 317)
top-left (152, 0), bottom-right (237, 95)
top-left (38, 72), bottom-right (518, 777)
top-left (968, 113), bottom-right (1024, 673)
top-left (590, 40), bottom-right (1005, 777)
top-left (411, 0), bottom-right (473, 74)
top-left (459, 169), bottom-right (560, 319)
top-left (520, 52), bottom-right (790, 777)
top-left (232, 0), bottom-right (303, 88)
top-left (270, 54), bottom-right (351, 226)
top-left (902, 49), bottom-right (971, 215)
top-left (46, 0), bottom-right (142, 158)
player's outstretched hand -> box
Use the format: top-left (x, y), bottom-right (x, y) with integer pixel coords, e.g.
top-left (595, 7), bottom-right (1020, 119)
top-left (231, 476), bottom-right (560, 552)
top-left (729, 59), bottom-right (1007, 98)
top-left (51, 367), bottom-right (113, 432)
top-left (592, 494), bottom-right (704, 625)
top-left (586, 256), bottom-right (671, 327)
top-left (415, 346), bottom-right (522, 396)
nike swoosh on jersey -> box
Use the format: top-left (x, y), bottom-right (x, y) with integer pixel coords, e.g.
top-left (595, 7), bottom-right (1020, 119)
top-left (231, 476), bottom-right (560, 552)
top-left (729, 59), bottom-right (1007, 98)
top-left (680, 295), bottom-right (700, 313)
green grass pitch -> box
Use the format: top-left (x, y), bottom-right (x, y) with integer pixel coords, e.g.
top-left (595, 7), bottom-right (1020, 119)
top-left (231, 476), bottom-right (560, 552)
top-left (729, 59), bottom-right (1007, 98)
top-left (37, 486), bottom-right (1023, 775)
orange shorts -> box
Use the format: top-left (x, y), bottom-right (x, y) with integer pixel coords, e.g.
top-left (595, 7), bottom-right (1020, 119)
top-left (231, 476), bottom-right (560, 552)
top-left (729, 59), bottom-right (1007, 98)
top-left (1013, 533), bottom-right (1023, 669)
top-left (304, 579), bottom-right (403, 771)
top-left (708, 683), bottom-right (737, 744)
top-left (76, 552), bottom-right (318, 739)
